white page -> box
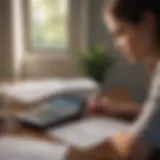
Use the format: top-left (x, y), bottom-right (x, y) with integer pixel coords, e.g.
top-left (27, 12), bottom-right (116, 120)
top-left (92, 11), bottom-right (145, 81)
top-left (48, 116), bottom-right (129, 149)
top-left (1, 78), bottom-right (99, 104)
top-left (63, 78), bottom-right (99, 91)
top-left (5, 80), bottom-right (64, 104)
top-left (0, 136), bottom-right (68, 160)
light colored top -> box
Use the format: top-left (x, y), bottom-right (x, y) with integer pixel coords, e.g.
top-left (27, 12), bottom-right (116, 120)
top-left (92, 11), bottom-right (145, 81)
top-left (132, 62), bottom-right (160, 148)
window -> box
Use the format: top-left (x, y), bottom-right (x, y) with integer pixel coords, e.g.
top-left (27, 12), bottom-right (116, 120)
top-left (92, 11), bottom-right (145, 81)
top-left (26, 0), bottom-right (69, 52)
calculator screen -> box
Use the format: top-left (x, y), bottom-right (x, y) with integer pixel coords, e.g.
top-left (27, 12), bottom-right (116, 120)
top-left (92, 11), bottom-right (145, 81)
top-left (53, 98), bottom-right (83, 109)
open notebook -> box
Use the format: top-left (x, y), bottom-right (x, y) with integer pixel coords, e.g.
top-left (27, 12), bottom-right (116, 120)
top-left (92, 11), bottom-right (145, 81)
top-left (0, 136), bottom-right (68, 160)
top-left (48, 116), bottom-right (130, 149)
top-left (0, 78), bottom-right (99, 105)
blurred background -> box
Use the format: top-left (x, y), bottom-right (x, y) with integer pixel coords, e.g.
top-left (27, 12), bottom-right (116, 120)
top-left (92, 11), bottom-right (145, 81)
top-left (0, 1), bottom-right (153, 159)
top-left (0, 0), bottom-right (150, 103)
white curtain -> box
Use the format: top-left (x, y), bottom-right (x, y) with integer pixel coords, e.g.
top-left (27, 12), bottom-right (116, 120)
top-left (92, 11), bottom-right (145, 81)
top-left (11, 0), bottom-right (24, 80)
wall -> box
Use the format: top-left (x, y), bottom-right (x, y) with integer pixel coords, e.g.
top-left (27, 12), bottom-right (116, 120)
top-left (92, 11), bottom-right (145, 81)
top-left (0, 0), bottom-right (13, 81)
top-left (0, 0), bottom-right (150, 102)
top-left (87, 0), bottom-right (121, 58)
top-left (105, 62), bottom-right (150, 103)
top-left (88, 0), bottom-right (106, 46)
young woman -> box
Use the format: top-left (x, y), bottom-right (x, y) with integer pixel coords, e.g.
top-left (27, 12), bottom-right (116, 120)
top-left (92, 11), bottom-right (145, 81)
top-left (88, 0), bottom-right (160, 159)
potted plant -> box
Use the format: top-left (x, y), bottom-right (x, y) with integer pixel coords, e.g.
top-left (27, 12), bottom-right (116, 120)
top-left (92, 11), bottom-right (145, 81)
top-left (82, 46), bottom-right (116, 83)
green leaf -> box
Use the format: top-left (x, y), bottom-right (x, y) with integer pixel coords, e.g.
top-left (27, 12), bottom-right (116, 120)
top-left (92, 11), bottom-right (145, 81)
top-left (81, 45), bottom-right (117, 82)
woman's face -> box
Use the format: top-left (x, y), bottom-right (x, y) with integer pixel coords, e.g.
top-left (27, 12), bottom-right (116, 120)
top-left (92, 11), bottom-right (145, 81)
top-left (104, 12), bottom-right (156, 62)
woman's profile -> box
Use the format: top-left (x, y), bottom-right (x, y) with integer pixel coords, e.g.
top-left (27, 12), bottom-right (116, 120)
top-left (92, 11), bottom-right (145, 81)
top-left (88, 0), bottom-right (160, 159)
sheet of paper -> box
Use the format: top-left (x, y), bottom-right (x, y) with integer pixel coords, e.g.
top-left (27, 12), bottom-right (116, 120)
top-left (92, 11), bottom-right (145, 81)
top-left (0, 136), bottom-right (68, 160)
top-left (5, 80), bottom-right (64, 104)
top-left (63, 78), bottom-right (99, 91)
top-left (1, 78), bottom-right (99, 104)
top-left (48, 116), bottom-right (129, 149)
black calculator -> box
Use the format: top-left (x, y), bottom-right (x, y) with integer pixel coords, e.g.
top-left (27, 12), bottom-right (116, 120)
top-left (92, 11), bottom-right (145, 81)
top-left (16, 95), bottom-right (86, 129)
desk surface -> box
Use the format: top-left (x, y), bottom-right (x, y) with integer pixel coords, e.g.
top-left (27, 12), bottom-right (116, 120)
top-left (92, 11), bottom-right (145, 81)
top-left (0, 87), bottom-right (136, 160)
top-left (0, 102), bottom-right (123, 160)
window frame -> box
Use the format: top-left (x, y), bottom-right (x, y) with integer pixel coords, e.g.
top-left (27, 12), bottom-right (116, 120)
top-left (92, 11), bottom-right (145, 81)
top-left (23, 0), bottom-right (89, 59)
top-left (23, 0), bottom-right (72, 55)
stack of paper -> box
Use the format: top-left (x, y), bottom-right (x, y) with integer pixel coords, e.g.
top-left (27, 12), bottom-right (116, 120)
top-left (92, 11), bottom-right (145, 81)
top-left (0, 136), bottom-right (68, 160)
top-left (0, 78), bottom-right (99, 104)
top-left (4, 80), bottom-right (64, 104)
top-left (48, 116), bottom-right (129, 149)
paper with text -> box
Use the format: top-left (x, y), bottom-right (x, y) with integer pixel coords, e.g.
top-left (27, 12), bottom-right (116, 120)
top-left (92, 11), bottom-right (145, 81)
top-left (48, 116), bottom-right (129, 149)
top-left (0, 136), bottom-right (68, 160)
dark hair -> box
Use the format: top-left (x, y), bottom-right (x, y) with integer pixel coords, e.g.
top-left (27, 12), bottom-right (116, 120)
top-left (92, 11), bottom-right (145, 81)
top-left (108, 0), bottom-right (160, 42)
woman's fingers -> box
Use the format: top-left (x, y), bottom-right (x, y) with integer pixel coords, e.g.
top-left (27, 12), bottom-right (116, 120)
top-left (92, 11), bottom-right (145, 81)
top-left (99, 97), bottom-right (116, 115)
top-left (87, 94), bottom-right (104, 113)
top-left (87, 96), bottom-right (98, 113)
top-left (87, 95), bottom-right (115, 115)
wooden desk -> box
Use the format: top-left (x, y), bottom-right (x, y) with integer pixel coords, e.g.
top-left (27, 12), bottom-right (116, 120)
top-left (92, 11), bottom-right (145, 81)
top-left (0, 86), bottom-right (136, 160)
top-left (0, 102), bottom-right (123, 160)
top-left (11, 125), bottom-right (121, 160)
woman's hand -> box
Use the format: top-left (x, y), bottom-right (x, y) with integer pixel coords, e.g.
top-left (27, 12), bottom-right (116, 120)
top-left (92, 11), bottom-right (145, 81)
top-left (109, 132), bottom-right (150, 160)
top-left (109, 132), bottom-right (134, 158)
top-left (87, 94), bottom-right (141, 118)
top-left (87, 95), bottom-right (117, 116)
top-left (87, 94), bottom-right (101, 113)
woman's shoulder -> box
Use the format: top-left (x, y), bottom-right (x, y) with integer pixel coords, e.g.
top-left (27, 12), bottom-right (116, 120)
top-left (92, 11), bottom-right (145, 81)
top-left (149, 63), bottom-right (160, 98)
top-left (152, 63), bottom-right (160, 84)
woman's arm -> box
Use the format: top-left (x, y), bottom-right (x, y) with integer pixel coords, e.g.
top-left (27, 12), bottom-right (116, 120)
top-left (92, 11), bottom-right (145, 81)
top-left (101, 99), bottom-right (142, 118)
top-left (108, 131), bottom-right (150, 160)
top-left (88, 87), bottom-right (142, 118)
top-left (102, 87), bottom-right (142, 118)
top-left (110, 67), bottom-right (160, 160)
